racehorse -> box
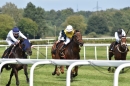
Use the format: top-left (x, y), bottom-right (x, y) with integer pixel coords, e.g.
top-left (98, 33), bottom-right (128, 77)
top-left (51, 30), bottom-right (84, 81)
top-left (1, 38), bottom-right (32, 86)
top-left (108, 36), bottom-right (128, 73)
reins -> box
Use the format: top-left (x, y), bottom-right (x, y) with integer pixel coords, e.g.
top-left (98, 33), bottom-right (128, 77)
top-left (116, 44), bottom-right (127, 53)
top-left (31, 46), bottom-right (46, 58)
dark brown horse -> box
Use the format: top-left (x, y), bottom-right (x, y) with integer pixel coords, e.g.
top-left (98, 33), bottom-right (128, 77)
top-left (108, 36), bottom-right (128, 72)
top-left (1, 38), bottom-right (32, 86)
top-left (51, 30), bottom-right (84, 81)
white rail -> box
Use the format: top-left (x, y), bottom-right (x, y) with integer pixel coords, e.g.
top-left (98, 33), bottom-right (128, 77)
top-left (1, 44), bottom-right (130, 60)
top-left (1, 59), bottom-right (130, 86)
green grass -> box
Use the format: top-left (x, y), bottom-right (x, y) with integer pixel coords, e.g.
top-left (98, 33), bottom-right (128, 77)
top-left (1, 46), bottom-right (130, 86)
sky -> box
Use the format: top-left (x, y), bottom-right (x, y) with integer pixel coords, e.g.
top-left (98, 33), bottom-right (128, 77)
top-left (0, 0), bottom-right (130, 12)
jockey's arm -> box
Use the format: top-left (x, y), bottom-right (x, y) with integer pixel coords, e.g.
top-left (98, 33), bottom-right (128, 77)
top-left (57, 31), bottom-right (64, 43)
top-left (19, 31), bottom-right (27, 39)
top-left (121, 29), bottom-right (126, 36)
top-left (9, 30), bottom-right (18, 42)
top-left (115, 32), bottom-right (120, 42)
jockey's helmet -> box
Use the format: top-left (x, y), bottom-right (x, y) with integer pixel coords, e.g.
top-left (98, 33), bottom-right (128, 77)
top-left (13, 27), bottom-right (19, 33)
top-left (65, 25), bottom-right (73, 32)
top-left (12, 27), bottom-right (19, 36)
top-left (117, 29), bottom-right (122, 34)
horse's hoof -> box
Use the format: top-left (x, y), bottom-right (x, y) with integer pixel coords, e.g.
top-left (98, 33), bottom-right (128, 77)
top-left (60, 71), bottom-right (64, 74)
top-left (73, 74), bottom-right (78, 77)
top-left (56, 72), bottom-right (60, 76)
top-left (108, 68), bottom-right (110, 71)
top-left (6, 84), bottom-right (9, 86)
top-left (52, 72), bottom-right (55, 75)
top-left (112, 68), bottom-right (115, 73)
top-left (27, 79), bottom-right (29, 83)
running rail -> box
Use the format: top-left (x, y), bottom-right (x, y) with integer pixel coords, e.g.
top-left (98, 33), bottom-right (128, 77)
top-left (1, 59), bottom-right (130, 86)
top-left (114, 63), bottom-right (130, 86)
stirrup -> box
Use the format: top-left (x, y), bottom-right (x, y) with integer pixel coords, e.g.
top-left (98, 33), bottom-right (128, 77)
top-left (60, 52), bottom-right (65, 58)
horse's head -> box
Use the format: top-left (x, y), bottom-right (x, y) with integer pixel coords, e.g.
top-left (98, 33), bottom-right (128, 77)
top-left (120, 36), bottom-right (127, 49)
top-left (20, 38), bottom-right (32, 56)
top-left (73, 30), bottom-right (84, 47)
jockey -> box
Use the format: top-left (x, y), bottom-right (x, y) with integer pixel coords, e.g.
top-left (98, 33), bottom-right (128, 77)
top-left (57, 25), bottom-right (75, 57)
top-left (111, 29), bottom-right (126, 51)
top-left (5, 26), bottom-right (27, 58)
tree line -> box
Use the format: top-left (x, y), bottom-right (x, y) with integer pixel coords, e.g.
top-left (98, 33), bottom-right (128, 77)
top-left (0, 2), bottom-right (130, 39)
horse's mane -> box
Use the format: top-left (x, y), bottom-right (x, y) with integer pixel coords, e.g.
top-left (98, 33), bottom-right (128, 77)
top-left (17, 38), bottom-right (31, 51)
top-left (75, 30), bottom-right (80, 32)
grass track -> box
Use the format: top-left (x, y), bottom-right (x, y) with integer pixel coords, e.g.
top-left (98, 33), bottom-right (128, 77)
top-left (0, 46), bottom-right (130, 86)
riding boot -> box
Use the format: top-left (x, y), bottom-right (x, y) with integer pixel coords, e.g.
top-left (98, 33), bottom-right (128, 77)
top-left (4, 44), bottom-right (14, 58)
top-left (111, 42), bottom-right (117, 51)
top-left (60, 44), bottom-right (66, 58)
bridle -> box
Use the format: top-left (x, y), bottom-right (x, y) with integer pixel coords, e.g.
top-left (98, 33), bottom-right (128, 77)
top-left (73, 31), bottom-right (83, 46)
top-left (116, 36), bottom-right (127, 53)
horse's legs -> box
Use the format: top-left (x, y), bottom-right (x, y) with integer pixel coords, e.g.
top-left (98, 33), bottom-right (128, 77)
top-left (23, 64), bottom-right (29, 83)
top-left (52, 65), bottom-right (57, 75)
top-left (6, 69), bottom-right (14, 86)
top-left (108, 52), bottom-right (113, 72)
top-left (72, 66), bottom-right (78, 77)
top-left (60, 66), bottom-right (64, 74)
top-left (14, 68), bottom-right (19, 86)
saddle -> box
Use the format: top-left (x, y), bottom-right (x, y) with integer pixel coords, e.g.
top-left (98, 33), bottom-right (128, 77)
top-left (51, 41), bottom-right (66, 58)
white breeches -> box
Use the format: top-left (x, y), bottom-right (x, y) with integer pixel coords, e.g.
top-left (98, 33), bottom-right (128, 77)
top-left (6, 39), bottom-right (14, 46)
top-left (64, 37), bottom-right (70, 45)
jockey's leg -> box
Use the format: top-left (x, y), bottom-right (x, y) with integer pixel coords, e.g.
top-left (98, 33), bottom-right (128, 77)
top-left (4, 44), bottom-right (14, 58)
top-left (111, 41), bottom-right (117, 51)
top-left (60, 44), bottom-right (66, 58)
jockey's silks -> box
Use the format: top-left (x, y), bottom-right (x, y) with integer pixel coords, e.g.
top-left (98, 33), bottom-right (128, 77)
top-left (64, 30), bottom-right (74, 38)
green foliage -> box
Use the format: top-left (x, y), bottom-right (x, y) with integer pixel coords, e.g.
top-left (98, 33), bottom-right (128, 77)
top-left (86, 15), bottom-right (109, 35)
top-left (87, 32), bottom-right (97, 38)
top-left (1, 2), bottom-right (130, 38)
top-left (0, 14), bottom-right (15, 39)
top-left (23, 2), bottom-right (36, 21)
top-left (24, 2), bottom-right (47, 38)
top-left (17, 18), bottom-right (38, 39)
top-left (1, 2), bottom-right (22, 25)
top-left (63, 15), bottom-right (87, 34)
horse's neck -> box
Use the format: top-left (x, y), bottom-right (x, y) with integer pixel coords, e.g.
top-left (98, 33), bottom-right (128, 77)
top-left (68, 40), bottom-right (79, 50)
top-left (13, 46), bottom-right (24, 57)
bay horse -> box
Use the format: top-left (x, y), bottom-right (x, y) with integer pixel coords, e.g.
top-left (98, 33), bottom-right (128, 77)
top-left (1, 38), bottom-right (32, 86)
top-left (108, 36), bottom-right (129, 73)
top-left (51, 30), bottom-right (84, 81)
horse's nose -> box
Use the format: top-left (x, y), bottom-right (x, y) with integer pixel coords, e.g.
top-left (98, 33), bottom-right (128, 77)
top-left (28, 51), bottom-right (32, 55)
top-left (80, 43), bottom-right (84, 47)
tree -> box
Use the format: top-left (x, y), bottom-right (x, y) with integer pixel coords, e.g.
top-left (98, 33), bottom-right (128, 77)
top-left (17, 18), bottom-right (38, 39)
top-left (0, 14), bottom-right (15, 39)
top-left (23, 2), bottom-right (36, 21)
top-left (62, 15), bottom-right (86, 34)
top-left (24, 2), bottom-right (47, 38)
top-left (2, 2), bottom-right (23, 25)
top-left (86, 15), bottom-right (109, 35)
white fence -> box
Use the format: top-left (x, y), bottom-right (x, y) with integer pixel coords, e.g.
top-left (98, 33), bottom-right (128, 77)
top-left (0, 37), bottom-right (130, 44)
top-left (0, 59), bottom-right (130, 86)
top-left (0, 44), bottom-right (130, 60)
